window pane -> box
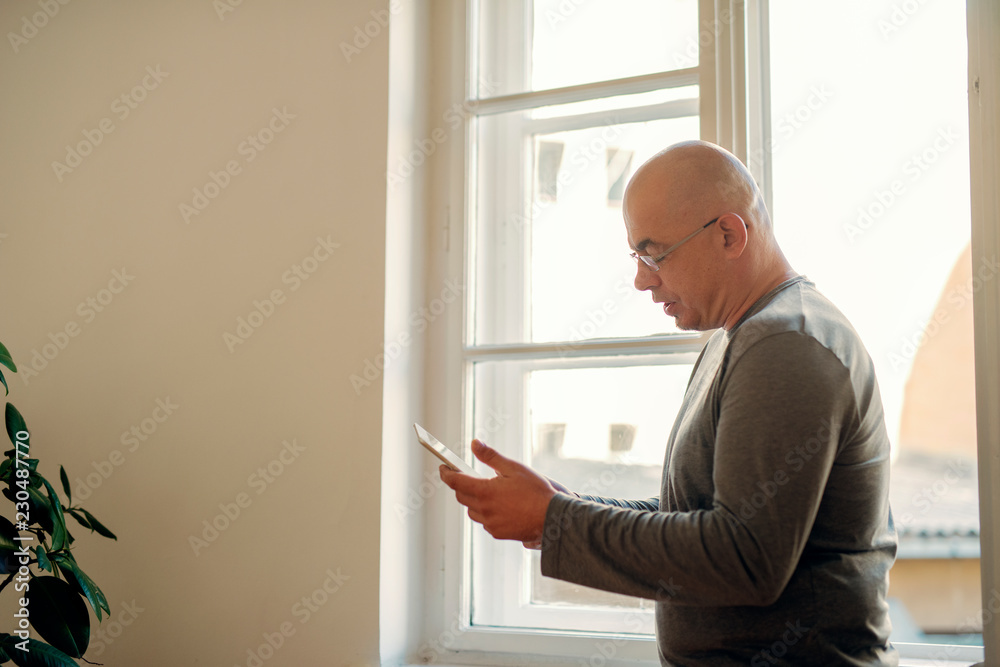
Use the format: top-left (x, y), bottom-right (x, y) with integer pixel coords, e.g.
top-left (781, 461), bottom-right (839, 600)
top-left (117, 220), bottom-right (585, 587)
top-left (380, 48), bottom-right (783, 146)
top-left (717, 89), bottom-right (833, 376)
top-left (472, 111), bottom-right (699, 346)
top-left (769, 0), bottom-right (979, 646)
top-left (470, 360), bottom-right (692, 632)
top-left (476, 0), bottom-right (700, 98)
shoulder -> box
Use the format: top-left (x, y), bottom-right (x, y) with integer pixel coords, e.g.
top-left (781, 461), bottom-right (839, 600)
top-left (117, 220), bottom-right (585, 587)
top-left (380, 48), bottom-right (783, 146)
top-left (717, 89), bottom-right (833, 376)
top-left (728, 280), bottom-right (870, 376)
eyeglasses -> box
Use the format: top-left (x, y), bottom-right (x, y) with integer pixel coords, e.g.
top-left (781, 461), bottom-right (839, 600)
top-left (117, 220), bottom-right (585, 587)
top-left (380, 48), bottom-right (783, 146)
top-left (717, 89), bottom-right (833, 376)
top-left (629, 217), bottom-right (719, 272)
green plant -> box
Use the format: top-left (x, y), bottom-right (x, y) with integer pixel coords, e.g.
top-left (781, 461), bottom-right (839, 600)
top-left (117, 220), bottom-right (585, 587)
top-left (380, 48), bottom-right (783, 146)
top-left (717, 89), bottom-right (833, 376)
top-left (0, 341), bottom-right (117, 666)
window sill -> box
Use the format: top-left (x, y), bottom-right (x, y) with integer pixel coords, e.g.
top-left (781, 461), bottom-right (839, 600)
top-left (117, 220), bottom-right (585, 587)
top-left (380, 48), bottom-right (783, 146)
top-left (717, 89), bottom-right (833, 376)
top-left (393, 661), bottom-right (979, 667)
top-left (396, 627), bottom-right (984, 667)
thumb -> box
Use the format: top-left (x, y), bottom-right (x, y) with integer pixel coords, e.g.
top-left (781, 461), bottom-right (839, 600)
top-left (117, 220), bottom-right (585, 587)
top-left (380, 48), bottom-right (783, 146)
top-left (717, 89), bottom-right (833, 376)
top-left (471, 439), bottom-right (520, 475)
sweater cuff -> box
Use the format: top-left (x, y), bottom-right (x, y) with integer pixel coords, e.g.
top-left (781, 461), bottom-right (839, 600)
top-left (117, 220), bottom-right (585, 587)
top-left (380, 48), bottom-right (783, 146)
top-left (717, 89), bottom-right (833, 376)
top-left (540, 492), bottom-right (577, 578)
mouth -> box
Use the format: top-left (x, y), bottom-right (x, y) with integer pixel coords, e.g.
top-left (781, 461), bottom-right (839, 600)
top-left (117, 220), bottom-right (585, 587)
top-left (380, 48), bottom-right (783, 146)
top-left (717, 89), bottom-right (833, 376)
top-left (655, 299), bottom-right (676, 316)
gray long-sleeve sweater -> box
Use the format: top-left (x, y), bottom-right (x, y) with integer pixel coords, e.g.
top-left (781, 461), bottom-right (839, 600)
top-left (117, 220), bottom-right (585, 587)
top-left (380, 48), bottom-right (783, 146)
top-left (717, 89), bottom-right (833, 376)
top-left (540, 277), bottom-right (898, 666)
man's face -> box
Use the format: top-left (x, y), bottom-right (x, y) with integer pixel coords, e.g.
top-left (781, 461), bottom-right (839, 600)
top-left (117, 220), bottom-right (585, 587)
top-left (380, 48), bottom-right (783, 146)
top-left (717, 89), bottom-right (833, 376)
top-left (624, 194), bottom-right (718, 332)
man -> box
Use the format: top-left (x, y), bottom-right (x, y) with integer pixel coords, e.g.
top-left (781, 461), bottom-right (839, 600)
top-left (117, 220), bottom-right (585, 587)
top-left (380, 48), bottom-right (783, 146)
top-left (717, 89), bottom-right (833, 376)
top-left (440, 141), bottom-right (898, 666)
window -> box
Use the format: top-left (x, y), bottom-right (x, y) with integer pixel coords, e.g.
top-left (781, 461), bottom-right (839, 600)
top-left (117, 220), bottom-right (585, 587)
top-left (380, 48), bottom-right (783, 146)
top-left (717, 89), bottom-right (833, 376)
top-left (466, 0), bottom-right (723, 640)
top-left (417, 0), bottom-right (1000, 664)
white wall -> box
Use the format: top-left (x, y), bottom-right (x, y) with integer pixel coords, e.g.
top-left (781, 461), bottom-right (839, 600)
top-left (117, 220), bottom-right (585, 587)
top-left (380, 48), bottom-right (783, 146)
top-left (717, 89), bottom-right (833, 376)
top-left (0, 1), bottom-right (388, 664)
top-left (380, 0), bottom-right (430, 664)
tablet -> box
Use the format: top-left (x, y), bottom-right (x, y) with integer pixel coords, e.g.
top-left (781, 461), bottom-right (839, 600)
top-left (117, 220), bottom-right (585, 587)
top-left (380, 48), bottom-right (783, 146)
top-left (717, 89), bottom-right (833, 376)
top-left (413, 423), bottom-right (481, 477)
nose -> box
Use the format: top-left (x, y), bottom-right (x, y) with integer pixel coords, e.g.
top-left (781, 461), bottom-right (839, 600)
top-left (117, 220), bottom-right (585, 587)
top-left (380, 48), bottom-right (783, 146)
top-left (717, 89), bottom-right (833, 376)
top-left (633, 261), bottom-right (660, 293)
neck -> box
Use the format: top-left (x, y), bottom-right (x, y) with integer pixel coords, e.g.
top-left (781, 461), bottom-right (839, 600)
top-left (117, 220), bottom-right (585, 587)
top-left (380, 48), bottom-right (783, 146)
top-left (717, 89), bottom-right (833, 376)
top-left (721, 261), bottom-right (799, 331)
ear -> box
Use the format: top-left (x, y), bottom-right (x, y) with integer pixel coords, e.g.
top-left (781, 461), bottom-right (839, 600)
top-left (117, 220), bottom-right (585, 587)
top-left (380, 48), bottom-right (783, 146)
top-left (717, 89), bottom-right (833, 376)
top-left (717, 213), bottom-right (748, 258)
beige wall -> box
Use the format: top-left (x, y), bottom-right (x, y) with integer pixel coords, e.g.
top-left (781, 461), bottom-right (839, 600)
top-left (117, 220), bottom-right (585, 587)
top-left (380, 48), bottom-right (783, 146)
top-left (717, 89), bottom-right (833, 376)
top-left (891, 559), bottom-right (983, 634)
top-left (0, 1), bottom-right (389, 664)
top-left (898, 244), bottom-right (978, 461)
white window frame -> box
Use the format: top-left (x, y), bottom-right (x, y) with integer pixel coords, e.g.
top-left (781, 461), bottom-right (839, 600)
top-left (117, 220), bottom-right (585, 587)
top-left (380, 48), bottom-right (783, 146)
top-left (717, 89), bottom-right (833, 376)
top-left (466, 0), bottom-right (711, 636)
top-left (412, 0), bottom-right (1000, 664)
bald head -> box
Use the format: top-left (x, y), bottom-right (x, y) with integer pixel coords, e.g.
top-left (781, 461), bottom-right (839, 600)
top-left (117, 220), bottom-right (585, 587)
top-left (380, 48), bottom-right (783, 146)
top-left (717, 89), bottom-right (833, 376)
top-left (624, 140), bottom-right (771, 238)
top-left (624, 141), bottom-right (795, 331)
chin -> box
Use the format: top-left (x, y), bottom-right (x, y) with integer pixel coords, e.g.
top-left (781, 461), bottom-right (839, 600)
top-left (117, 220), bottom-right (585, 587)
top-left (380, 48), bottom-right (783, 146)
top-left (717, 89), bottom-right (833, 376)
top-left (672, 312), bottom-right (704, 332)
top-left (664, 302), bottom-right (706, 331)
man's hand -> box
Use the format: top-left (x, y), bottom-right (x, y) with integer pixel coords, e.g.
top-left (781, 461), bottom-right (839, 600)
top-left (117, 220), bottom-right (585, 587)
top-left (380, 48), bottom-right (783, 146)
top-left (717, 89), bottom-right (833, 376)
top-left (439, 439), bottom-right (558, 545)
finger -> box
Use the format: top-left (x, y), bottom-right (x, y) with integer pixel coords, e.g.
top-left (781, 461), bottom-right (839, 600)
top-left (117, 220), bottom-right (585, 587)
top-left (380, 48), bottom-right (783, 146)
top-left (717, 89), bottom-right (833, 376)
top-left (471, 439), bottom-right (520, 475)
top-left (441, 463), bottom-right (486, 491)
top-left (453, 489), bottom-right (481, 509)
top-left (444, 469), bottom-right (489, 497)
top-left (439, 465), bottom-right (457, 488)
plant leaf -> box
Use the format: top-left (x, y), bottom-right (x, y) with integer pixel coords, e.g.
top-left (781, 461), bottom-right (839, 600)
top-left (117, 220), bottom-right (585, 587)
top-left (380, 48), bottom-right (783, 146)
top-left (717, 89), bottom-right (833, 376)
top-left (0, 486), bottom-right (50, 533)
top-left (0, 634), bottom-right (80, 667)
top-left (38, 479), bottom-right (67, 552)
top-left (34, 546), bottom-right (52, 574)
top-left (4, 404), bottom-right (27, 451)
top-left (0, 516), bottom-right (20, 575)
top-left (25, 576), bottom-right (89, 658)
top-left (65, 510), bottom-right (91, 531)
top-left (58, 468), bottom-right (71, 507)
top-left (78, 510), bottom-right (116, 541)
top-left (55, 558), bottom-right (107, 620)
top-left (0, 342), bottom-right (16, 374)
top-left (27, 486), bottom-right (53, 534)
top-left (0, 371), bottom-right (7, 397)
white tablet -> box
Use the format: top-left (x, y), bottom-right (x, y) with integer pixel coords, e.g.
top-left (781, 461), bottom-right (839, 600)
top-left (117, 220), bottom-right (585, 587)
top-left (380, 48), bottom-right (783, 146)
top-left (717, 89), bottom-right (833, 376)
top-left (413, 423), bottom-right (481, 477)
